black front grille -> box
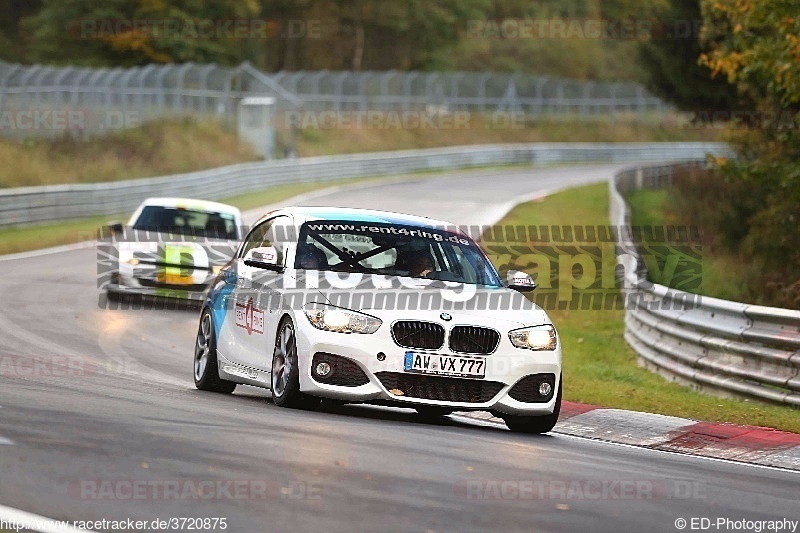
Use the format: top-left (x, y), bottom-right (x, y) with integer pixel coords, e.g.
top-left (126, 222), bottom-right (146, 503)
top-left (375, 372), bottom-right (504, 403)
top-left (391, 321), bottom-right (445, 350)
top-left (449, 326), bottom-right (500, 354)
top-left (508, 373), bottom-right (556, 403)
top-left (311, 353), bottom-right (370, 387)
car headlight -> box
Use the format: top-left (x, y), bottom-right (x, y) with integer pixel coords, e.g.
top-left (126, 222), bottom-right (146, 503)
top-left (303, 306), bottom-right (382, 334)
top-left (509, 325), bottom-right (557, 351)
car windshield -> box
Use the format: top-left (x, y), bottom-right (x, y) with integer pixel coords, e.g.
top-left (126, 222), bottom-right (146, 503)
top-left (132, 206), bottom-right (238, 239)
top-left (296, 220), bottom-right (503, 287)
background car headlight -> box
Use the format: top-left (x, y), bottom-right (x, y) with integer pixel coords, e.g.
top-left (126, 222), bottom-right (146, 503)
top-left (509, 325), bottom-right (557, 351)
top-left (303, 306), bottom-right (382, 334)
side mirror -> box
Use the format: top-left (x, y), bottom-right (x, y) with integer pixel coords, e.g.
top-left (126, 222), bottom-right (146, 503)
top-left (243, 246), bottom-right (284, 272)
top-left (99, 221), bottom-right (124, 240)
top-left (507, 270), bottom-right (537, 293)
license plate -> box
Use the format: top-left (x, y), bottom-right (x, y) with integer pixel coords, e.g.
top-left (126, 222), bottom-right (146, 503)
top-left (404, 351), bottom-right (486, 379)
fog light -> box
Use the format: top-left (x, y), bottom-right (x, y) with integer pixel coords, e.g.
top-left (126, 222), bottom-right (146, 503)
top-left (315, 362), bottom-right (332, 377)
top-left (539, 382), bottom-right (552, 397)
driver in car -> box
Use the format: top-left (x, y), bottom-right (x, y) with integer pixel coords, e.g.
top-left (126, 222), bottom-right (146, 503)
top-left (407, 252), bottom-right (435, 278)
top-left (296, 245), bottom-right (326, 270)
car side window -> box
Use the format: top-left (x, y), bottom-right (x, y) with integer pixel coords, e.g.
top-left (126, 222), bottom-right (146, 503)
top-left (239, 220), bottom-right (272, 259)
top-left (238, 216), bottom-right (292, 265)
top-left (261, 216), bottom-right (292, 266)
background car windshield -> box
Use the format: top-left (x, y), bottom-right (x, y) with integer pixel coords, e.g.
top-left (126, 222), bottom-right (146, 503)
top-left (297, 220), bottom-right (503, 287)
top-left (133, 206), bottom-right (237, 239)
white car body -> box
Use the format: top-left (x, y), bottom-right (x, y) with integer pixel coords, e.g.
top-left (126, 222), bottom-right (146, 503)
top-left (197, 207), bottom-right (562, 432)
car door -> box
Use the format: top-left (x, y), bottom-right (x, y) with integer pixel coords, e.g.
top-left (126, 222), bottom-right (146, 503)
top-left (222, 215), bottom-right (291, 372)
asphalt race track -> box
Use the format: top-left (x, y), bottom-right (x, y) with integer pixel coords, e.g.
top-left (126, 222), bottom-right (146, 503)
top-left (0, 165), bottom-right (797, 533)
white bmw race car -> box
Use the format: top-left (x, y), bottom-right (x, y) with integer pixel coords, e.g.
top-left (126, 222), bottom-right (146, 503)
top-left (101, 198), bottom-right (243, 302)
top-left (194, 207), bottom-right (562, 433)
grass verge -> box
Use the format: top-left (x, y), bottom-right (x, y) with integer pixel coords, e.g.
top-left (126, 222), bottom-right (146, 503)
top-left (1, 113), bottom-right (720, 189)
top-left (288, 113), bottom-right (720, 157)
top-left (492, 183), bottom-right (799, 432)
top-left (625, 189), bottom-right (757, 303)
top-left (0, 117), bottom-right (259, 188)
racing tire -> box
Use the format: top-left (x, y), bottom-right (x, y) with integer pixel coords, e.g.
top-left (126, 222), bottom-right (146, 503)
top-left (502, 377), bottom-right (562, 434)
top-left (194, 309), bottom-right (237, 393)
top-left (105, 289), bottom-right (122, 303)
top-left (271, 318), bottom-right (319, 409)
top-left (414, 407), bottom-right (454, 418)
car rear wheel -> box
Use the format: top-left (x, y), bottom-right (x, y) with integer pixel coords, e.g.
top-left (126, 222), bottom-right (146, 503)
top-left (194, 310), bottom-right (237, 393)
top-left (271, 318), bottom-right (319, 409)
top-left (502, 378), bottom-right (562, 434)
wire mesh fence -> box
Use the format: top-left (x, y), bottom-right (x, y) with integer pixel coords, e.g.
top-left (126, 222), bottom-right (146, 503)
top-left (271, 70), bottom-right (667, 116)
top-left (0, 60), bottom-right (669, 140)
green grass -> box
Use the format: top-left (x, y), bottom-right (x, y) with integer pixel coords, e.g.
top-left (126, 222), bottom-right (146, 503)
top-left (492, 183), bottom-right (800, 433)
top-left (626, 189), bottom-right (757, 302)
top-left (0, 116), bottom-right (259, 188)
top-left (1, 113), bottom-right (722, 189)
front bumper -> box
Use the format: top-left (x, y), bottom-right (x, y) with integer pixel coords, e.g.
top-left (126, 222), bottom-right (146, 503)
top-left (294, 318), bottom-right (562, 416)
top-left (106, 267), bottom-right (214, 301)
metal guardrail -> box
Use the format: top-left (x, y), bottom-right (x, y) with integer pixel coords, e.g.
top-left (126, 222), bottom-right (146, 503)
top-left (0, 142), bottom-right (727, 227)
top-left (610, 161), bottom-right (800, 407)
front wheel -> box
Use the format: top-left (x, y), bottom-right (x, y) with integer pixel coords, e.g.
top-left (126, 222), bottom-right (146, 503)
top-left (271, 318), bottom-right (319, 409)
top-left (194, 310), bottom-right (237, 393)
top-left (502, 378), bottom-right (562, 434)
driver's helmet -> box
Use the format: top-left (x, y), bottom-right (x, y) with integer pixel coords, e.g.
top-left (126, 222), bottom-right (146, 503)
top-left (296, 244), bottom-right (327, 270)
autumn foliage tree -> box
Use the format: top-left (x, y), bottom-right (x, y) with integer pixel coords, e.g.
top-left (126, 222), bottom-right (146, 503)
top-left (697, 0), bottom-right (800, 305)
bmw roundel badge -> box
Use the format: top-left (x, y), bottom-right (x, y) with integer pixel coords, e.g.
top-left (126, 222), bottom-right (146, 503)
top-left (440, 312), bottom-right (452, 321)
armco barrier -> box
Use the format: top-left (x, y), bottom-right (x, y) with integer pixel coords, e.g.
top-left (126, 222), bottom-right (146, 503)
top-left (0, 142), bottom-right (728, 227)
top-left (611, 161), bottom-right (800, 407)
